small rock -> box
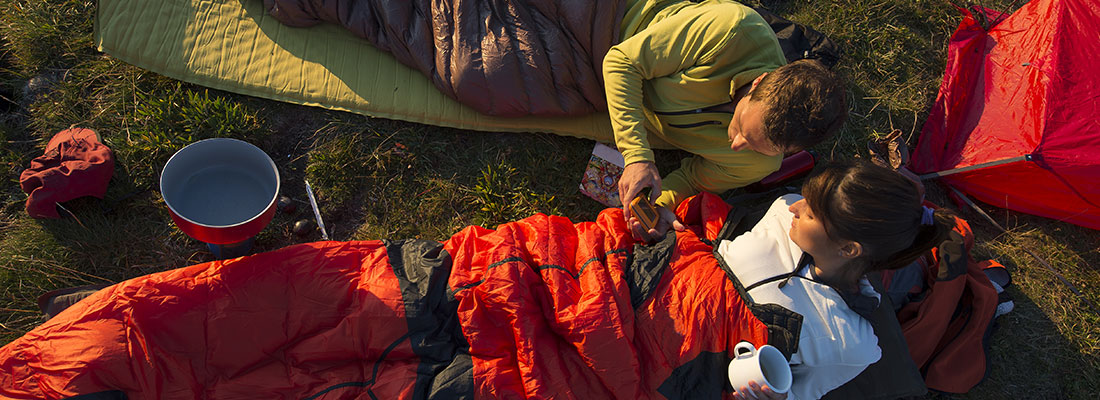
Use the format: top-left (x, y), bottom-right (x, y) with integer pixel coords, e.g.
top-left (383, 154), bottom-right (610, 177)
top-left (21, 69), bottom-right (68, 105)
top-left (277, 196), bottom-right (297, 213)
top-left (293, 219), bottom-right (315, 236)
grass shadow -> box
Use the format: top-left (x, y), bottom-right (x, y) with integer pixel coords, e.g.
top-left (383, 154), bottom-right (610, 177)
top-left (947, 287), bottom-right (1100, 399)
top-left (921, 183), bottom-right (1100, 399)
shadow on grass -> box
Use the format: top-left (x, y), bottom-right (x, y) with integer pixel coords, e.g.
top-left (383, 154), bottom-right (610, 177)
top-left (922, 186), bottom-right (1100, 399)
top-left (965, 289), bottom-right (1100, 400)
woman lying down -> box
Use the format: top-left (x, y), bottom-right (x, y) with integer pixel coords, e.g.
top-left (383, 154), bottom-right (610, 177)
top-left (0, 161), bottom-right (949, 400)
top-left (718, 160), bottom-right (950, 399)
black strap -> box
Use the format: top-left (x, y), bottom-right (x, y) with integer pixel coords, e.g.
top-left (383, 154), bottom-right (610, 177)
top-left (744, 273), bottom-right (791, 292)
top-left (743, 253), bottom-right (879, 320)
top-left (743, 253), bottom-right (813, 292)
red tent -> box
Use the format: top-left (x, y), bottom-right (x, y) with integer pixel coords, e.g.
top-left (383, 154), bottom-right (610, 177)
top-left (912, 0), bottom-right (1100, 230)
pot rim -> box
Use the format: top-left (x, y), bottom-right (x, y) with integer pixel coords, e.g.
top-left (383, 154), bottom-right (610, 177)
top-left (159, 138), bottom-right (281, 229)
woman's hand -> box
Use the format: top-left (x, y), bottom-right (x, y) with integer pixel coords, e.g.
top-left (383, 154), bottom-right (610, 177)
top-left (627, 205), bottom-right (685, 243)
top-left (732, 380), bottom-right (787, 400)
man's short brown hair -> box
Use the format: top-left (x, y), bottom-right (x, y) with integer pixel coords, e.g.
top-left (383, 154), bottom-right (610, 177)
top-left (751, 59), bottom-right (847, 152)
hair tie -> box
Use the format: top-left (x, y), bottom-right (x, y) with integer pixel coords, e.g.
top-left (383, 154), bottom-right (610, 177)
top-left (920, 206), bottom-right (935, 226)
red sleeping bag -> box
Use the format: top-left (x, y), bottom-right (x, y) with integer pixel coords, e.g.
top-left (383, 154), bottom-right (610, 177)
top-left (0, 193), bottom-right (770, 399)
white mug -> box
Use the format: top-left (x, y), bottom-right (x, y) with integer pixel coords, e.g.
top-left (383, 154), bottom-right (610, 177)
top-left (727, 341), bottom-right (792, 394)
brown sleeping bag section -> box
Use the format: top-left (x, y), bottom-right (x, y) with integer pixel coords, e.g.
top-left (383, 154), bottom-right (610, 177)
top-left (261, 0), bottom-right (626, 117)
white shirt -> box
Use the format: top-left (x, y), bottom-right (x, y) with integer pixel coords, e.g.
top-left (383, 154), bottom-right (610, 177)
top-left (717, 194), bottom-right (881, 400)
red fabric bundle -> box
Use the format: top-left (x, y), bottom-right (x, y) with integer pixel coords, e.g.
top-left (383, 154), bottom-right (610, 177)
top-left (19, 128), bottom-right (114, 218)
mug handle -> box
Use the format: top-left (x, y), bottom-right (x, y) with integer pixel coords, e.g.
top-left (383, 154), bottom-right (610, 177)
top-left (734, 341), bottom-right (756, 360)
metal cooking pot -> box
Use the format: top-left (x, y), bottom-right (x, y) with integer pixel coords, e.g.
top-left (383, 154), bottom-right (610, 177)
top-left (160, 138), bottom-right (280, 245)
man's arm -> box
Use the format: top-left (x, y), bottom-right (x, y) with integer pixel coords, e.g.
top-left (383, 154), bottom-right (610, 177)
top-left (624, 153), bottom-right (780, 243)
top-left (603, 4), bottom-right (761, 220)
top-left (656, 153), bottom-right (783, 210)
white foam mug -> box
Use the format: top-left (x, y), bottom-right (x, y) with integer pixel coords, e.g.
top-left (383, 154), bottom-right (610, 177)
top-left (727, 341), bottom-right (792, 394)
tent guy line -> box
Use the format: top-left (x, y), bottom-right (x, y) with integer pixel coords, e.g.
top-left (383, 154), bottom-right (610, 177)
top-left (948, 186), bottom-right (1100, 317)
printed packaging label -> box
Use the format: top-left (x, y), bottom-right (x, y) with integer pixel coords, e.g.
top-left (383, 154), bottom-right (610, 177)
top-left (579, 143), bottom-right (625, 208)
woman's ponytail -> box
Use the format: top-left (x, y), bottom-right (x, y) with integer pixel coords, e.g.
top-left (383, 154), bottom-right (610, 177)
top-left (873, 208), bottom-right (954, 272)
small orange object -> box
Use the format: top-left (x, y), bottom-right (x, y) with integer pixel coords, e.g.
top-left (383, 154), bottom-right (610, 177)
top-left (629, 195), bottom-right (660, 232)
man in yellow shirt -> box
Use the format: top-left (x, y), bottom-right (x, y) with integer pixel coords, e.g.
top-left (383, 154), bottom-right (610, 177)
top-left (603, 0), bottom-right (847, 242)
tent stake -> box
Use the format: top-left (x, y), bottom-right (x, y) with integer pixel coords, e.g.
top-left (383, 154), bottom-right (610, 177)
top-left (947, 186), bottom-right (1100, 317)
top-left (919, 155), bottom-right (1031, 180)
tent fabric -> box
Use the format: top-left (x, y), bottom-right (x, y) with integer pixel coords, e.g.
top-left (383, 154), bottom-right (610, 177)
top-left (0, 193), bottom-right (772, 399)
top-left (912, 0), bottom-right (1100, 230)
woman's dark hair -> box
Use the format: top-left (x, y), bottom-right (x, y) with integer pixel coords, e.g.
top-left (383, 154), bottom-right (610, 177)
top-left (801, 160), bottom-right (953, 281)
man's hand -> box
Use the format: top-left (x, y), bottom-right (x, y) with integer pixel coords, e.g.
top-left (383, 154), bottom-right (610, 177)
top-left (619, 161), bottom-right (661, 221)
top-left (627, 206), bottom-right (686, 243)
top-left (732, 380), bottom-right (787, 400)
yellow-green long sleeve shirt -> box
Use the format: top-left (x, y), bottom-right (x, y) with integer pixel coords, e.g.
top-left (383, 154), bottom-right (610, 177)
top-left (604, 0), bottom-right (787, 209)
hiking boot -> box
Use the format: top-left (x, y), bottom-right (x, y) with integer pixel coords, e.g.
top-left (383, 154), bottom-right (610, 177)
top-left (37, 283), bottom-right (111, 321)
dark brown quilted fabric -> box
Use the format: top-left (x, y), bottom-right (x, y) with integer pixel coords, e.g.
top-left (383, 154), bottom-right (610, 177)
top-left (262, 0), bottom-right (626, 117)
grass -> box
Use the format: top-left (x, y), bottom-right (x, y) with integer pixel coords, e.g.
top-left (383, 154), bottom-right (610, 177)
top-left (1, 0), bottom-right (1097, 398)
